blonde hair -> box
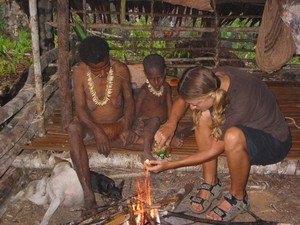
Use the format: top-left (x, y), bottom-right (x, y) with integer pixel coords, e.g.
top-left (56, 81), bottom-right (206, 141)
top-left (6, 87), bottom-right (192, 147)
top-left (178, 66), bottom-right (229, 140)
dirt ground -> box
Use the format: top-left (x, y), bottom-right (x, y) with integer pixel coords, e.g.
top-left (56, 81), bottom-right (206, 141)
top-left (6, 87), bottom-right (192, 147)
top-left (0, 167), bottom-right (299, 225)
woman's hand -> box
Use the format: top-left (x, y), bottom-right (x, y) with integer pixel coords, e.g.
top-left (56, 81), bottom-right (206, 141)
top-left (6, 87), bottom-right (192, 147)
top-left (154, 122), bottom-right (176, 150)
top-left (144, 159), bottom-right (170, 173)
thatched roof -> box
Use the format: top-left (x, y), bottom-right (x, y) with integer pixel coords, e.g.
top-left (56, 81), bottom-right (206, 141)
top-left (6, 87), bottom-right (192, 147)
top-left (162, 0), bottom-right (266, 12)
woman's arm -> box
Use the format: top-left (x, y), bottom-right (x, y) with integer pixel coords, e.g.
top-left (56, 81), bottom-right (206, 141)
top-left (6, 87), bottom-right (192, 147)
top-left (147, 139), bottom-right (224, 173)
top-left (154, 96), bottom-right (188, 148)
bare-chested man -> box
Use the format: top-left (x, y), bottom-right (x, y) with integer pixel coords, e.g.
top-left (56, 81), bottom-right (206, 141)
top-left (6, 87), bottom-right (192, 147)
top-left (134, 54), bottom-right (194, 161)
top-left (68, 36), bottom-right (138, 216)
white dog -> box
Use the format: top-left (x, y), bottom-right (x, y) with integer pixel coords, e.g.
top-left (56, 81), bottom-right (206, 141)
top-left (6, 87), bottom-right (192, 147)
top-left (12, 157), bottom-right (124, 225)
top-left (13, 159), bottom-right (84, 225)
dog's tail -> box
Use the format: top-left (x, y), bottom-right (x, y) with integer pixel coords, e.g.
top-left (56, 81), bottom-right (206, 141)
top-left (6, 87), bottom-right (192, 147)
top-left (10, 177), bottom-right (48, 204)
top-left (27, 176), bottom-right (48, 205)
top-left (10, 190), bottom-right (26, 203)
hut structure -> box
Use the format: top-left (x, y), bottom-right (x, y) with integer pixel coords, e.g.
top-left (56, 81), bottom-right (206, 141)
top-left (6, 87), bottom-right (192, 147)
top-left (0, 0), bottom-right (299, 220)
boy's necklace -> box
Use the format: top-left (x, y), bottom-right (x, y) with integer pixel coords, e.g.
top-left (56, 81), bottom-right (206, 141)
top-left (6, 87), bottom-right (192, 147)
top-left (87, 67), bottom-right (114, 106)
top-left (146, 79), bottom-right (164, 97)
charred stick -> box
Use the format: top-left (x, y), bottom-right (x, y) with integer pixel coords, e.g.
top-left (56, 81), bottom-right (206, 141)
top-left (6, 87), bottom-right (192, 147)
top-left (75, 205), bottom-right (121, 225)
top-left (159, 218), bottom-right (173, 225)
top-left (145, 212), bottom-right (157, 225)
top-left (163, 211), bottom-right (280, 225)
top-left (172, 183), bottom-right (194, 210)
top-left (156, 183), bottom-right (194, 212)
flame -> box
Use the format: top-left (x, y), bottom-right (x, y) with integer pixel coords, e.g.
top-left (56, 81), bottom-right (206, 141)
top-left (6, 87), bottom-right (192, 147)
top-left (131, 165), bottom-right (160, 224)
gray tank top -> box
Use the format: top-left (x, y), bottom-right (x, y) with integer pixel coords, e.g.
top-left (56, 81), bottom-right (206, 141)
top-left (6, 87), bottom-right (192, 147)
top-left (213, 67), bottom-right (289, 142)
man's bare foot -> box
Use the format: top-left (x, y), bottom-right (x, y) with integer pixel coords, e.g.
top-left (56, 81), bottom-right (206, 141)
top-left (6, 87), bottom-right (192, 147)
top-left (81, 207), bottom-right (97, 218)
top-left (81, 199), bottom-right (98, 218)
top-left (171, 136), bottom-right (183, 148)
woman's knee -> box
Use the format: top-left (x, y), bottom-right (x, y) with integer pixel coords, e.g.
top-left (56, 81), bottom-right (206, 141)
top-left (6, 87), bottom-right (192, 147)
top-left (224, 127), bottom-right (246, 149)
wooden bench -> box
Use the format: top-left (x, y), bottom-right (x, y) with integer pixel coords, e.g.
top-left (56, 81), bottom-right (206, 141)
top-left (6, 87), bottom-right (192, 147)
top-left (20, 81), bottom-right (300, 160)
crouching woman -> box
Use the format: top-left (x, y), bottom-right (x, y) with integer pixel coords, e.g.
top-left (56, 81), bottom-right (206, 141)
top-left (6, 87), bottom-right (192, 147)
top-left (146, 66), bottom-right (291, 222)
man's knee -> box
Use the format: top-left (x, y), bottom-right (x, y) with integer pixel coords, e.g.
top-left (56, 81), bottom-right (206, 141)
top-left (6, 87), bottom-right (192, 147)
top-left (151, 117), bottom-right (161, 126)
top-left (68, 121), bottom-right (83, 136)
top-left (145, 117), bottom-right (161, 130)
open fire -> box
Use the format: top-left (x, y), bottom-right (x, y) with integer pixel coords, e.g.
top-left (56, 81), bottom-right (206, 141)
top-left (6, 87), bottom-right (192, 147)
top-left (125, 165), bottom-right (161, 225)
top-left (68, 166), bottom-right (194, 225)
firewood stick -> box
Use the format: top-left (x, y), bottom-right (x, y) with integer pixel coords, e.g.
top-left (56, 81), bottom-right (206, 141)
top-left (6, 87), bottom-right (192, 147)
top-left (172, 182), bottom-right (194, 210)
top-left (152, 197), bottom-right (178, 207)
top-left (156, 183), bottom-right (194, 212)
top-left (105, 213), bottom-right (130, 225)
top-left (132, 206), bottom-right (159, 216)
top-left (128, 204), bottom-right (137, 225)
top-left (76, 205), bottom-right (120, 225)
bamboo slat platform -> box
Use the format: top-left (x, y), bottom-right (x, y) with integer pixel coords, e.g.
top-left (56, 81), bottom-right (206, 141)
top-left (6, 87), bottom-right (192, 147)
top-left (20, 82), bottom-right (300, 159)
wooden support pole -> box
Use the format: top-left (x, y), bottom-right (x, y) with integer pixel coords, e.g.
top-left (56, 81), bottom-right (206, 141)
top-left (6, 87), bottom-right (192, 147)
top-left (212, 0), bottom-right (220, 68)
top-left (57, 0), bottom-right (72, 128)
top-left (29, 0), bottom-right (45, 136)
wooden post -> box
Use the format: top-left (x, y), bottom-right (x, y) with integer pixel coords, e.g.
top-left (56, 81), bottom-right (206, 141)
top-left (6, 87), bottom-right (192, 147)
top-left (57, 0), bottom-right (72, 128)
top-left (212, 0), bottom-right (220, 68)
top-left (29, 0), bottom-right (45, 136)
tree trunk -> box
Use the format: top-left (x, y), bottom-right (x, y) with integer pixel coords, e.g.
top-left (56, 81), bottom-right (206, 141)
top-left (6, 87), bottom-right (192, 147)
top-left (38, 0), bottom-right (54, 54)
top-left (29, 0), bottom-right (45, 136)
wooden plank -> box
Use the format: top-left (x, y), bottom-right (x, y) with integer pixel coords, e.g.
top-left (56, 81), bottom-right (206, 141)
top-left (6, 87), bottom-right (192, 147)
top-left (0, 167), bottom-right (22, 207)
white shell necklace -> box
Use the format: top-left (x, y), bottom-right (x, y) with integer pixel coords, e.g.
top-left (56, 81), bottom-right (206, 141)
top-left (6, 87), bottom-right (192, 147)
top-left (146, 79), bottom-right (164, 97)
top-left (87, 67), bottom-right (114, 106)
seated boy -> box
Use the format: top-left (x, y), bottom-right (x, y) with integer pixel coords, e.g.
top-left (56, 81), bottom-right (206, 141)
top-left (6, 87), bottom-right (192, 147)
top-left (134, 54), bottom-right (193, 161)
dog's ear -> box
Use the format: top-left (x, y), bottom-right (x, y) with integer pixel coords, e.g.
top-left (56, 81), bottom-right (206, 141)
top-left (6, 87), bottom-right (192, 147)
top-left (51, 156), bottom-right (70, 167)
top-left (118, 180), bottom-right (125, 192)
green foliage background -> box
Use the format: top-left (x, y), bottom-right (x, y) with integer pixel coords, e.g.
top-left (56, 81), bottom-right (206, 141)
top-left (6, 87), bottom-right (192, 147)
top-left (0, 8), bottom-right (32, 88)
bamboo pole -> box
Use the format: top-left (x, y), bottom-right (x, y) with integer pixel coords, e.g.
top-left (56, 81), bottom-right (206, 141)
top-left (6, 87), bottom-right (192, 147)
top-left (48, 21), bottom-right (260, 33)
top-left (29, 0), bottom-right (45, 136)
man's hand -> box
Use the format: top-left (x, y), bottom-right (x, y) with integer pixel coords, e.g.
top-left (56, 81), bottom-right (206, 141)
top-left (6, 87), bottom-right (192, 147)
top-left (94, 129), bottom-right (111, 157)
top-left (120, 129), bottom-right (139, 146)
top-left (154, 122), bottom-right (176, 150)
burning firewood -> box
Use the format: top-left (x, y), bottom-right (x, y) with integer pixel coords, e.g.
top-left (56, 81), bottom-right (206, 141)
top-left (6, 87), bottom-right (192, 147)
top-left (105, 213), bottom-right (130, 225)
